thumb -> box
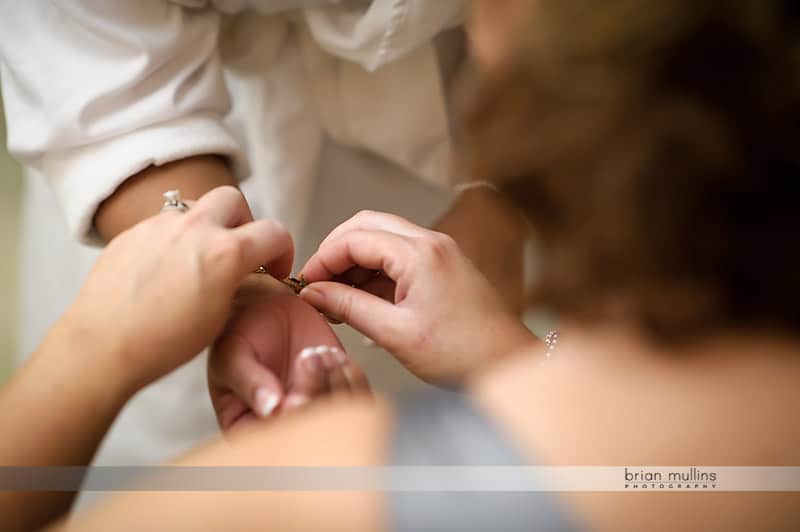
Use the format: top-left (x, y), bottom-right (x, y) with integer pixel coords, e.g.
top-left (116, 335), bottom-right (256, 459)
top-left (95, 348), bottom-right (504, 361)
top-left (209, 335), bottom-right (284, 419)
top-left (299, 282), bottom-right (412, 351)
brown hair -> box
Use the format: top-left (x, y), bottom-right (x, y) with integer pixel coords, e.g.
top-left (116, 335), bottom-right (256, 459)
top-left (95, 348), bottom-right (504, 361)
top-left (468, 0), bottom-right (800, 340)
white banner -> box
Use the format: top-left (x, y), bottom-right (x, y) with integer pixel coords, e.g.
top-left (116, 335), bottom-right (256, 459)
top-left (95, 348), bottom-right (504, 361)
top-left (1, 466), bottom-right (799, 491)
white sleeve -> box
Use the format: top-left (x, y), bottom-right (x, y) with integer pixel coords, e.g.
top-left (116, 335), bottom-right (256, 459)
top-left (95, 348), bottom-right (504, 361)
top-left (0, 0), bottom-right (247, 244)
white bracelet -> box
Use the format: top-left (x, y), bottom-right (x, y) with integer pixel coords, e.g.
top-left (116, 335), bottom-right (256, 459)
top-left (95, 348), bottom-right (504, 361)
top-left (453, 181), bottom-right (500, 195)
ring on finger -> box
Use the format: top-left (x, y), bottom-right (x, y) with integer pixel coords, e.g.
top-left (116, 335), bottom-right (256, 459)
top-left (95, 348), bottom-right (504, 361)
top-left (161, 189), bottom-right (190, 213)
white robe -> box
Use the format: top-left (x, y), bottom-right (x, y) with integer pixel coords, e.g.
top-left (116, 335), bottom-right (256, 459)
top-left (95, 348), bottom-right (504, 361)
top-left (1, 0), bottom-right (467, 469)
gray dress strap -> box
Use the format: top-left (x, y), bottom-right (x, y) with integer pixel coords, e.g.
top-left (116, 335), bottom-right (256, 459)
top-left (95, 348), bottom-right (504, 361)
top-left (390, 388), bottom-right (578, 532)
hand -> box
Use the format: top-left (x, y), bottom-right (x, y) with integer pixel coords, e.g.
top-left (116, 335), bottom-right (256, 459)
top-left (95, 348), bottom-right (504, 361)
top-left (61, 186), bottom-right (294, 394)
top-left (208, 275), bottom-right (370, 431)
top-left (298, 211), bottom-right (538, 385)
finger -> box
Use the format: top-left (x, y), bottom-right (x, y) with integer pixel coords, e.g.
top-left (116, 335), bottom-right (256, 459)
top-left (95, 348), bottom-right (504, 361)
top-left (209, 335), bottom-right (284, 419)
top-left (282, 346), bottom-right (335, 411)
top-left (232, 219), bottom-right (295, 279)
top-left (209, 390), bottom-right (250, 431)
top-left (299, 282), bottom-right (412, 350)
top-left (300, 230), bottom-right (416, 282)
top-left (324, 314), bottom-right (343, 325)
top-left (324, 267), bottom-right (384, 321)
top-left (320, 347), bottom-right (371, 396)
top-left (228, 412), bottom-right (260, 432)
top-left (338, 358), bottom-right (371, 396)
top-left (334, 266), bottom-right (380, 288)
top-left (193, 185), bottom-right (254, 228)
top-left (319, 210), bottom-right (428, 250)
top-left (358, 274), bottom-right (396, 303)
top-left (315, 345), bottom-right (352, 395)
top-left (326, 364), bottom-right (351, 397)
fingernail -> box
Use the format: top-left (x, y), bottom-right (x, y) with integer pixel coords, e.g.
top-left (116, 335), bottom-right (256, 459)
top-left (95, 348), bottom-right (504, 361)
top-left (299, 345), bottom-right (328, 359)
top-left (329, 346), bottom-right (347, 365)
top-left (254, 387), bottom-right (280, 418)
top-left (302, 353), bottom-right (324, 373)
top-left (298, 284), bottom-right (318, 299)
top-left (320, 351), bottom-right (338, 369)
top-left (284, 394), bottom-right (309, 410)
top-left (299, 345), bottom-right (347, 371)
top-left (324, 313), bottom-right (342, 325)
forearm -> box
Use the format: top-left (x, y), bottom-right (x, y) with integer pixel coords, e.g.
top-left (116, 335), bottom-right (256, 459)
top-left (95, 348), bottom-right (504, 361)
top-left (432, 187), bottom-right (529, 314)
top-left (95, 155), bottom-right (237, 242)
top-left (0, 317), bottom-right (133, 531)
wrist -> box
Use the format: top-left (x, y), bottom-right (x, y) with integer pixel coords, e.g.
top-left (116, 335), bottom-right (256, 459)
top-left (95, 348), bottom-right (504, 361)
top-left (45, 311), bottom-right (139, 407)
top-left (94, 155), bottom-right (237, 242)
top-left (493, 318), bottom-right (539, 359)
top-left (458, 317), bottom-right (538, 382)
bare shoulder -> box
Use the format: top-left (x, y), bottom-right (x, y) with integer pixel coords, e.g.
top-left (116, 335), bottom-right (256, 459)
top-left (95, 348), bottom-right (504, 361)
top-left (468, 345), bottom-right (548, 413)
top-left (214, 395), bottom-right (394, 466)
top-left (465, 339), bottom-right (800, 532)
top-left (64, 397), bottom-right (393, 532)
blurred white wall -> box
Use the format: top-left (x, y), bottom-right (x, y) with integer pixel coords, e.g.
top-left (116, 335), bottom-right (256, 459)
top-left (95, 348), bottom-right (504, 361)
top-left (0, 91), bottom-right (22, 384)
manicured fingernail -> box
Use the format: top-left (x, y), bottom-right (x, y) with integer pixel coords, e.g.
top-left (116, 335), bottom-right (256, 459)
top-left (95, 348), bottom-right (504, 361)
top-left (299, 345), bottom-right (346, 370)
top-left (299, 345), bottom-right (342, 359)
top-left (329, 346), bottom-right (347, 365)
top-left (321, 351), bottom-right (339, 369)
top-left (299, 347), bottom-right (315, 359)
top-left (254, 387), bottom-right (279, 418)
top-left (299, 345), bottom-right (328, 359)
top-left (302, 353), bottom-right (324, 373)
top-left (284, 395), bottom-right (309, 410)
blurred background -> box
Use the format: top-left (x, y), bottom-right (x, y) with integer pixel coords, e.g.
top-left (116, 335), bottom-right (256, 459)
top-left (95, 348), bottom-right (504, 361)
top-left (0, 90), bottom-right (22, 384)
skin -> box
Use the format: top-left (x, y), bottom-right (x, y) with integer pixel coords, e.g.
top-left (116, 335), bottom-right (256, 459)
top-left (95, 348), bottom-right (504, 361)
top-left (94, 155), bottom-right (238, 242)
top-left (94, 157), bottom-right (528, 315)
top-left (297, 210), bottom-right (537, 385)
top-left (0, 187), bottom-right (362, 531)
top-left (91, 148), bottom-right (529, 422)
top-left (429, 187), bottom-right (529, 315)
top-left (0, 187), bottom-right (263, 529)
top-left (54, 398), bottom-right (389, 532)
top-left (83, 9), bottom-right (532, 418)
top-left (3, 3), bottom-right (797, 531)
top-left (467, 0), bottom-right (524, 71)
top-left (0, 186), bottom-right (535, 530)
top-left (208, 275), bottom-right (370, 430)
top-left (1, 192), bottom-right (798, 531)
top-left (10, 209), bottom-right (797, 532)
top-left (471, 328), bottom-right (800, 532)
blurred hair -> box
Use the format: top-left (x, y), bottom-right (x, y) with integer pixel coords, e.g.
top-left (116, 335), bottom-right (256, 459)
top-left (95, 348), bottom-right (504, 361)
top-left (467, 0), bottom-right (800, 340)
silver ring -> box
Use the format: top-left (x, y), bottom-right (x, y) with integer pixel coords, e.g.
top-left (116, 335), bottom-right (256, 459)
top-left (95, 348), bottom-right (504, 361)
top-left (161, 190), bottom-right (189, 212)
